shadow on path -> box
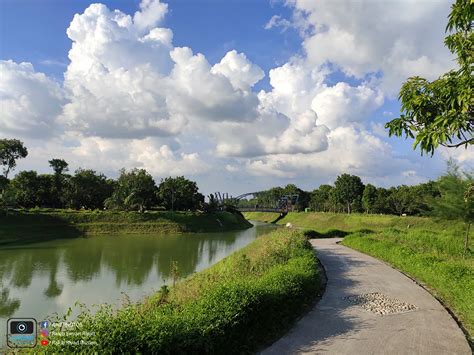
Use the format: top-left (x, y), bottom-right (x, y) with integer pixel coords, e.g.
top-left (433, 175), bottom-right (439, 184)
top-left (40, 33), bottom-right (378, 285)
top-left (264, 243), bottom-right (374, 354)
top-left (263, 238), bottom-right (471, 354)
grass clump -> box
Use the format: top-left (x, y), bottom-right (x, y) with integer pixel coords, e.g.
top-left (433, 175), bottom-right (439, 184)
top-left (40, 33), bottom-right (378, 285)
top-left (45, 229), bottom-right (320, 353)
top-left (342, 229), bottom-right (473, 340)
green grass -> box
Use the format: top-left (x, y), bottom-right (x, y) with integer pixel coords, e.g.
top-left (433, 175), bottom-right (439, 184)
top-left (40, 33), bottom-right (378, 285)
top-left (245, 211), bottom-right (473, 341)
top-left (0, 210), bottom-right (252, 245)
top-left (244, 211), bottom-right (466, 234)
top-left (45, 229), bottom-right (321, 353)
top-left (342, 230), bottom-right (473, 341)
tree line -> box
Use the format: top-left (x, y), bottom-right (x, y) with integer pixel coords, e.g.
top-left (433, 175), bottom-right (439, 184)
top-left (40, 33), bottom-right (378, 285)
top-left (1, 138), bottom-right (472, 222)
top-left (241, 166), bottom-right (473, 252)
top-left (308, 174), bottom-right (440, 216)
top-left (0, 139), bottom-right (204, 212)
top-left (241, 168), bottom-right (472, 218)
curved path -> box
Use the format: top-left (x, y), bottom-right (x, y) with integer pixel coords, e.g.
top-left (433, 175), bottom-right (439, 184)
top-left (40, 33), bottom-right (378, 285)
top-left (263, 238), bottom-right (471, 355)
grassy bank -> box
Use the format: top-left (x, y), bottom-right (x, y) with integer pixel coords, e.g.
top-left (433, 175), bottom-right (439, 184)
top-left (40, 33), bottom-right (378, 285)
top-left (46, 229), bottom-right (320, 353)
top-left (343, 230), bottom-right (473, 340)
top-left (245, 211), bottom-right (472, 340)
top-left (0, 210), bottom-right (252, 245)
top-left (244, 211), bottom-right (466, 235)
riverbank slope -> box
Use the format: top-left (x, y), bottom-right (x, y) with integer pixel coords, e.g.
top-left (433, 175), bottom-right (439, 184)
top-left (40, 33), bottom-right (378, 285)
top-left (0, 209), bottom-right (252, 245)
top-left (243, 211), bottom-right (466, 234)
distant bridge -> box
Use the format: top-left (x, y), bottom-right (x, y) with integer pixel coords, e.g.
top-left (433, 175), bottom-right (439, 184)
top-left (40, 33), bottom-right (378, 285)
top-left (212, 191), bottom-right (299, 213)
top-left (234, 192), bottom-right (262, 200)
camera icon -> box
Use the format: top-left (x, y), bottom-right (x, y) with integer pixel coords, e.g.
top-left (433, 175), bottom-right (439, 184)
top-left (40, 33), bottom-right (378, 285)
top-left (7, 318), bottom-right (37, 348)
top-left (16, 322), bottom-right (29, 333)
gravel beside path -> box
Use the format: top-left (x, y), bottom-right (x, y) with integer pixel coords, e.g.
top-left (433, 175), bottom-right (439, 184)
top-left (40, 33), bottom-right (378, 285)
top-left (262, 238), bottom-right (471, 355)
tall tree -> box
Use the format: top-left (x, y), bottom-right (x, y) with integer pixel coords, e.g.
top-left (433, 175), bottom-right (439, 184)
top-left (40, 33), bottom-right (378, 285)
top-left (0, 139), bottom-right (28, 178)
top-left (362, 184), bottom-right (377, 214)
top-left (105, 168), bottom-right (156, 212)
top-left (373, 187), bottom-right (392, 214)
top-left (36, 174), bottom-right (55, 207)
top-left (11, 171), bottom-right (41, 208)
top-left (431, 162), bottom-right (473, 253)
top-left (385, 0), bottom-right (473, 155)
top-left (388, 186), bottom-right (414, 216)
top-left (310, 184), bottom-right (333, 212)
top-left (157, 176), bottom-right (204, 211)
top-left (0, 176), bottom-right (8, 194)
top-left (333, 174), bottom-right (365, 214)
top-left (49, 159), bottom-right (69, 208)
top-left (0, 176), bottom-right (15, 212)
top-left (66, 169), bottom-right (114, 210)
top-left (49, 159), bottom-right (69, 175)
top-left (411, 181), bottom-right (440, 216)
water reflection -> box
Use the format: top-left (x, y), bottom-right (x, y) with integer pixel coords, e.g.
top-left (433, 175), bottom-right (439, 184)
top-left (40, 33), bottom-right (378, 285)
top-left (44, 262), bottom-right (63, 298)
top-left (63, 242), bottom-right (102, 282)
top-left (0, 222), bottom-right (274, 347)
top-left (0, 287), bottom-right (20, 317)
top-left (0, 232), bottom-right (241, 292)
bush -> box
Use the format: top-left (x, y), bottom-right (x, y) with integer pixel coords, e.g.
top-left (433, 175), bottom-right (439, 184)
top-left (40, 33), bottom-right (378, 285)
top-left (46, 230), bottom-right (320, 353)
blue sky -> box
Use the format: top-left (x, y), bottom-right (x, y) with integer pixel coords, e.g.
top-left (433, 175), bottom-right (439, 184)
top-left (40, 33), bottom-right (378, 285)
top-left (0, 0), bottom-right (471, 195)
top-left (1, 0), bottom-right (300, 88)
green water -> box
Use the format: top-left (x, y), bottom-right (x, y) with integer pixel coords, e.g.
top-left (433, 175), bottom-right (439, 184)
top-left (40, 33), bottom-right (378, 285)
top-left (0, 222), bottom-right (274, 347)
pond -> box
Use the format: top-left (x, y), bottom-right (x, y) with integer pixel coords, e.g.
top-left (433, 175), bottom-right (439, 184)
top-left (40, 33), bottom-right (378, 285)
top-left (0, 221), bottom-right (275, 347)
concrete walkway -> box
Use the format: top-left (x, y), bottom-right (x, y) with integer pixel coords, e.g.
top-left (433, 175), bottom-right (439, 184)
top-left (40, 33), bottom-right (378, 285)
top-left (263, 238), bottom-right (471, 355)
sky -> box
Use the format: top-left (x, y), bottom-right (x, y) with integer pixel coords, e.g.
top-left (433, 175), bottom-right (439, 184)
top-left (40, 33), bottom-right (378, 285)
top-left (0, 0), bottom-right (472, 196)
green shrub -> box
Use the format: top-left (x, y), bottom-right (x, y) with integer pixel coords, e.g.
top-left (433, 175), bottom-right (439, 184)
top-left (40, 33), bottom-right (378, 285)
top-left (45, 230), bottom-right (320, 353)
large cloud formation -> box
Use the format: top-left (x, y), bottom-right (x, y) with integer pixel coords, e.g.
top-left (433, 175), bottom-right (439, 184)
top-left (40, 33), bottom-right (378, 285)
top-left (0, 61), bottom-right (64, 138)
top-left (249, 0), bottom-right (465, 185)
top-left (62, 2), bottom-right (183, 138)
top-left (288, 0), bottom-right (454, 95)
top-left (1, 0), bottom-right (469, 193)
top-left (58, 2), bottom-right (274, 140)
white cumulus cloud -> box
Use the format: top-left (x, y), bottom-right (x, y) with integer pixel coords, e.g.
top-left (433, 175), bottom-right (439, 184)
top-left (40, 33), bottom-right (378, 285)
top-left (0, 60), bottom-right (65, 138)
top-left (311, 82), bottom-right (384, 130)
top-left (245, 125), bottom-right (427, 186)
top-left (290, 0), bottom-right (455, 95)
top-left (211, 50), bottom-right (264, 91)
top-left (167, 47), bottom-right (260, 123)
top-left (133, 0), bottom-right (168, 32)
top-left (2, 0), bottom-right (468, 193)
top-left (59, 2), bottom-right (264, 138)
